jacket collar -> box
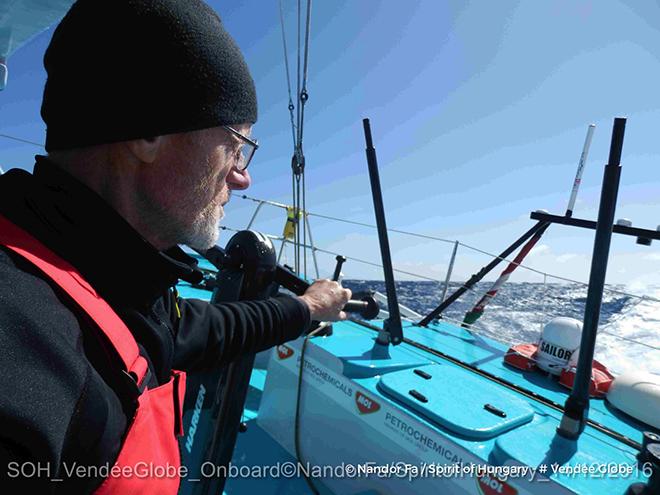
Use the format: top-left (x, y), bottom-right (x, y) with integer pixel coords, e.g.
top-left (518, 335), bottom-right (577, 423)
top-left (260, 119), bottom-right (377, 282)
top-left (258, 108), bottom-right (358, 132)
top-left (0, 156), bottom-right (203, 309)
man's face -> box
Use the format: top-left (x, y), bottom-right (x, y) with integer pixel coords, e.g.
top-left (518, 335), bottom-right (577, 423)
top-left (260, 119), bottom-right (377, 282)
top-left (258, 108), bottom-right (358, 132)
top-left (139, 124), bottom-right (252, 250)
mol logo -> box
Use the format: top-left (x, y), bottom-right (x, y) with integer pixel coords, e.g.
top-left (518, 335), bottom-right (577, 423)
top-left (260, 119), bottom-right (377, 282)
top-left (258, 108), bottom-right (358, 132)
top-left (277, 345), bottom-right (294, 360)
top-left (355, 391), bottom-right (380, 414)
top-left (477, 473), bottom-right (518, 495)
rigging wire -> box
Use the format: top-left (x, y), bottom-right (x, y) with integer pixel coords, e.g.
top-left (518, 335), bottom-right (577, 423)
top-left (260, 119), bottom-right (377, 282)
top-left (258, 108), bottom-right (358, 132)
top-left (296, 0), bottom-right (301, 143)
top-left (215, 224), bottom-right (659, 351)
top-left (278, 0), bottom-right (297, 148)
top-left (294, 0), bottom-right (302, 276)
top-left (0, 133), bottom-right (44, 148)
top-left (297, 0), bottom-right (312, 149)
top-left (289, 2), bottom-right (321, 465)
top-left (281, 0), bottom-right (313, 277)
top-left (0, 133), bottom-right (44, 174)
top-left (303, 169), bottom-right (307, 277)
top-left (233, 195), bottom-right (660, 303)
top-left (300, 1), bottom-right (312, 279)
top-left (238, 194), bottom-right (456, 243)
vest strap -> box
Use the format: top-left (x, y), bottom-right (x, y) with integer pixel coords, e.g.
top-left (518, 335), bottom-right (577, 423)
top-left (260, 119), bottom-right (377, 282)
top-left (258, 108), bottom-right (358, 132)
top-left (0, 214), bottom-right (148, 387)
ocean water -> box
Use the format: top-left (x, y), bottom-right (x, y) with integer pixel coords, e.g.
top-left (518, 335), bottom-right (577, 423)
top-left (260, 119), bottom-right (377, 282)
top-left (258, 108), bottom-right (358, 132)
top-left (343, 280), bottom-right (660, 376)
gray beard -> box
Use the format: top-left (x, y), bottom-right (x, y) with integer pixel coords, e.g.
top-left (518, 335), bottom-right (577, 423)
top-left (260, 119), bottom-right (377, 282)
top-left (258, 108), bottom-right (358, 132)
top-left (183, 204), bottom-right (223, 250)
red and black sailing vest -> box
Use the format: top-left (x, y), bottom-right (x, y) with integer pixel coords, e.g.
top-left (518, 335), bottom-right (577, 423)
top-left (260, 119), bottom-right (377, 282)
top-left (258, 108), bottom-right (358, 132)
top-left (0, 214), bottom-right (186, 494)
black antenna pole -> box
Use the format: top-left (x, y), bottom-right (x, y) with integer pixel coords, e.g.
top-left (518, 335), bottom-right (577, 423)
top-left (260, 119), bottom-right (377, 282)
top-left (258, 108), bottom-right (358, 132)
top-left (557, 117), bottom-right (626, 440)
top-left (363, 118), bottom-right (403, 345)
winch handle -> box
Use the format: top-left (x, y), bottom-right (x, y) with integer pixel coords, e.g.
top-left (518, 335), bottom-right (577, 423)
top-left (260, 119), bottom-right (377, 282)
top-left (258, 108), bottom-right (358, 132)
top-left (199, 246), bottom-right (380, 320)
top-left (274, 265), bottom-right (380, 320)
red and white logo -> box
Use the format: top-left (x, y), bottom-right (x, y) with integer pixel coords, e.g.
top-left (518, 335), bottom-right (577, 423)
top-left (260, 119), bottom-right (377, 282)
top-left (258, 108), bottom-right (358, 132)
top-left (355, 391), bottom-right (380, 414)
top-left (277, 345), bottom-right (294, 360)
top-left (477, 473), bottom-right (518, 495)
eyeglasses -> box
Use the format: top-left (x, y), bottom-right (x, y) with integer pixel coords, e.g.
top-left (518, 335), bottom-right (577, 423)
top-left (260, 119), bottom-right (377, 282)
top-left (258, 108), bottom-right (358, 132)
top-left (223, 125), bottom-right (259, 171)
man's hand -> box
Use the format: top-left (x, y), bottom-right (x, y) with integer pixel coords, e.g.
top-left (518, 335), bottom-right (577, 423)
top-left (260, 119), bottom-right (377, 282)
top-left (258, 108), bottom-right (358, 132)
top-left (298, 279), bottom-right (352, 322)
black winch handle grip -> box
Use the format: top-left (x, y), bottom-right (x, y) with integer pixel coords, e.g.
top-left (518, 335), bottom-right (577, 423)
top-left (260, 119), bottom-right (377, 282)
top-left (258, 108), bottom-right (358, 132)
top-left (332, 255), bottom-right (347, 281)
top-left (342, 298), bottom-right (380, 320)
top-left (274, 265), bottom-right (380, 320)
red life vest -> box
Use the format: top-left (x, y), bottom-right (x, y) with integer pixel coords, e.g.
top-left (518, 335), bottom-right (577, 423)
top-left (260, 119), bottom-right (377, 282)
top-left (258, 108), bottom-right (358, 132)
top-left (0, 214), bottom-right (186, 494)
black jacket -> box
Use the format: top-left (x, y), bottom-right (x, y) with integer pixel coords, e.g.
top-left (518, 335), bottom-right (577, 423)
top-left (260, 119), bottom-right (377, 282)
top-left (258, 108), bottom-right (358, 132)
top-left (0, 157), bottom-right (310, 492)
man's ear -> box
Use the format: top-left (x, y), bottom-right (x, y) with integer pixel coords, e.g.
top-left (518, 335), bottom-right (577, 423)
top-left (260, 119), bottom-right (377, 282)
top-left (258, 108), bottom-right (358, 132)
top-left (125, 136), bottom-right (164, 164)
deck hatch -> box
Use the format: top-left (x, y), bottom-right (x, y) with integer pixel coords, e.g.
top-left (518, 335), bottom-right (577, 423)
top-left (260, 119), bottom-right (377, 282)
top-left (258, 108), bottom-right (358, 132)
top-left (377, 364), bottom-right (534, 439)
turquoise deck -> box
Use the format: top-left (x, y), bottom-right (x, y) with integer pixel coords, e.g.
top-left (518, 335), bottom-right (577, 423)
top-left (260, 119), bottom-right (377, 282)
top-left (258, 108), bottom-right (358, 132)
top-left (402, 320), bottom-right (653, 445)
top-left (312, 323), bottom-right (650, 494)
top-left (176, 279), bottom-right (654, 494)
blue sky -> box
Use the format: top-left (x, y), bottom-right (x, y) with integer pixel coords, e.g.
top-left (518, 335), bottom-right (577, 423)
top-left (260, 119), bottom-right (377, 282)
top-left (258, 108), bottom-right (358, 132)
top-left (3, 0), bottom-right (660, 286)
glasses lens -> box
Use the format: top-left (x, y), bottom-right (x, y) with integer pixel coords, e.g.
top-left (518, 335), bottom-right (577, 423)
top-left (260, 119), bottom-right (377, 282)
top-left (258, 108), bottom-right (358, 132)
top-left (224, 126), bottom-right (257, 170)
top-left (238, 143), bottom-right (256, 170)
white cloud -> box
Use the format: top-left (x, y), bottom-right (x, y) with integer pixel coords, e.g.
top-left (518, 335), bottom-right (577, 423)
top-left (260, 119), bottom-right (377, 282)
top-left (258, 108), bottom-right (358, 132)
top-left (530, 244), bottom-right (550, 256)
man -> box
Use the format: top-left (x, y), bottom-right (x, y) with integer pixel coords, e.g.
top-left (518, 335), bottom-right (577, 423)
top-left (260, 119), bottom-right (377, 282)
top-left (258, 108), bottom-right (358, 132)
top-left (0, 0), bottom-right (350, 492)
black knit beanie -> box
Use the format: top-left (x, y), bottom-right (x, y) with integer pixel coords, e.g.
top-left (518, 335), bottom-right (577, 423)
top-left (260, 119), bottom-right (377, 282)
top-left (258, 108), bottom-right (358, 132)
top-left (41, 0), bottom-right (257, 151)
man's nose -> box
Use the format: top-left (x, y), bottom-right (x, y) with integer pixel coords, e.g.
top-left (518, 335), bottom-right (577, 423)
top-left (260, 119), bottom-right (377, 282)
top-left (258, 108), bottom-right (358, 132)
top-left (227, 166), bottom-right (251, 190)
